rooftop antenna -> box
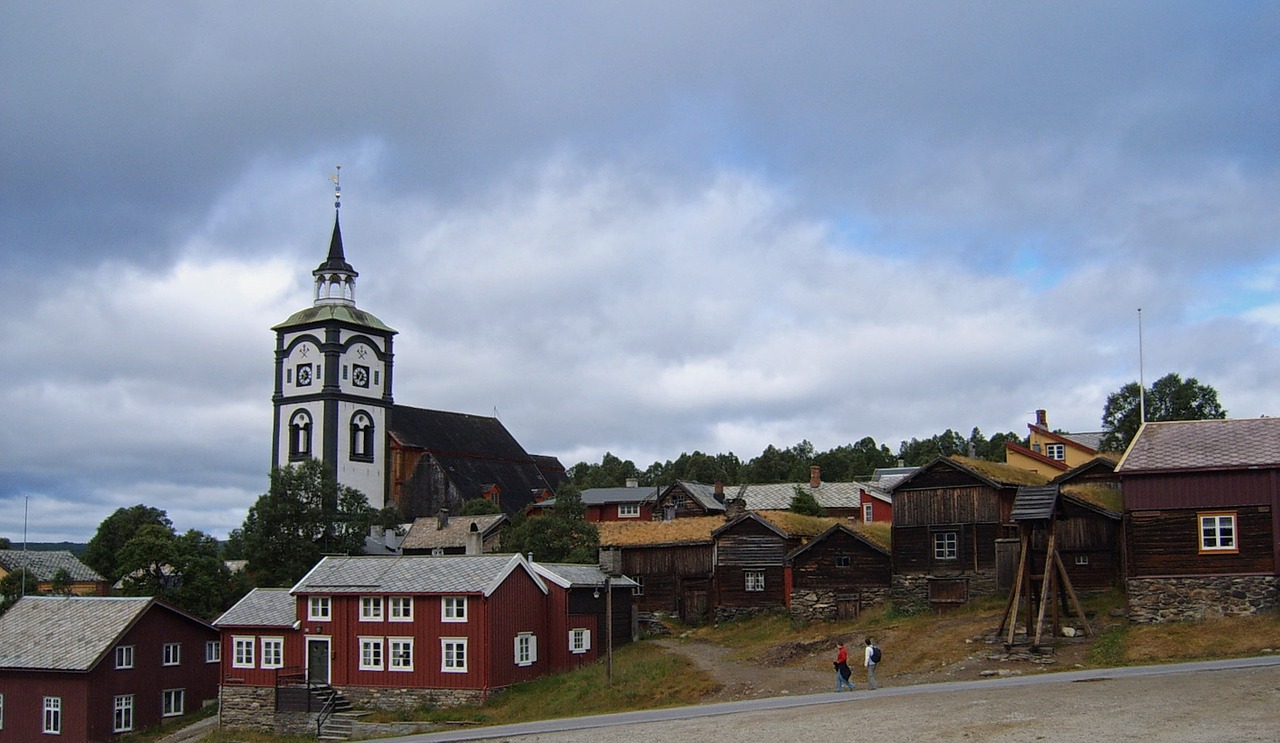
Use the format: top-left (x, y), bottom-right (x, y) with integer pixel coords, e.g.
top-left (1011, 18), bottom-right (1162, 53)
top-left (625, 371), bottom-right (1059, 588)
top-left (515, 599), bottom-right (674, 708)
top-left (1137, 308), bottom-right (1146, 425)
top-left (329, 164), bottom-right (342, 212)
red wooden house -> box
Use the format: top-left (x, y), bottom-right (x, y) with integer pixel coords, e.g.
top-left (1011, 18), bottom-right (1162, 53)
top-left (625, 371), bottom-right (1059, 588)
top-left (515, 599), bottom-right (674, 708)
top-left (0, 596), bottom-right (219, 742)
top-left (1117, 418), bottom-right (1280, 623)
top-left (530, 563), bottom-right (637, 672)
top-left (525, 482), bottom-right (660, 522)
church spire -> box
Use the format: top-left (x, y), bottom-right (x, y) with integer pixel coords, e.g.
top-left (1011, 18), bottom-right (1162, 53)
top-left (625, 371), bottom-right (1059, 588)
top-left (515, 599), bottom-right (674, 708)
top-left (313, 165), bottom-right (358, 306)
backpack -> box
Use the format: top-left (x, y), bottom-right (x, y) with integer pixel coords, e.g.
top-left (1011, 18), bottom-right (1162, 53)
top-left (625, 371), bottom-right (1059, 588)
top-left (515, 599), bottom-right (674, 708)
top-left (870, 645), bottom-right (882, 663)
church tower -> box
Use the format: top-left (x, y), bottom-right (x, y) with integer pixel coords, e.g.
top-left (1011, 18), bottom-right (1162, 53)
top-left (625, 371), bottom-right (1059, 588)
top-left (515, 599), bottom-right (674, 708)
top-left (271, 170), bottom-right (396, 508)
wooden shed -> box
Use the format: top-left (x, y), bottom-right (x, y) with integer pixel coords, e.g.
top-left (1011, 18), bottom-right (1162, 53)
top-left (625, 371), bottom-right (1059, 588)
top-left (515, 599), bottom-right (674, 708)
top-left (711, 511), bottom-right (837, 621)
top-left (597, 517), bottom-right (720, 624)
top-left (786, 522), bottom-right (892, 623)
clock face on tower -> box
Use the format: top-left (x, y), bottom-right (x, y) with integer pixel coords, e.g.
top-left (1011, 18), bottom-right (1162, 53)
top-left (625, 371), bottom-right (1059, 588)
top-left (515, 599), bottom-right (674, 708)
top-left (296, 363), bottom-right (313, 387)
top-left (352, 364), bottom-right (370, 388)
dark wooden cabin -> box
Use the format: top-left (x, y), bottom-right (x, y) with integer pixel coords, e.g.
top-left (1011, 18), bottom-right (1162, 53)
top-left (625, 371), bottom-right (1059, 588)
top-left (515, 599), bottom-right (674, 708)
top-left (711, 511), bottom-right (837, 621)
top-left (1117, 418), bottom-right (1280, 623)
top-left (597, 517), bottom-right (719, 624)
top-left (786, 522), bottom-right (892, 623)
top-left (653, 481), bottom-right (727, 519)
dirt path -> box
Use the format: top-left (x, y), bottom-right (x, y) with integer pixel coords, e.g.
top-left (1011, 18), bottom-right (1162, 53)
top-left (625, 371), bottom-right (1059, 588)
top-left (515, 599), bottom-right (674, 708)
top-left (654, 639), bottom-right (834, 700)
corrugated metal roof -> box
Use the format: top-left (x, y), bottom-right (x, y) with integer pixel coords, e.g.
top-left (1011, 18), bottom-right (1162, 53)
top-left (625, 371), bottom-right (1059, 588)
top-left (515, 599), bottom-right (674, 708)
top-left (292, 554), bottom-right (543, 596)
top-left (213, 588), bottom-right (296, 628)
top-left (0, 549), bottom-right (104, 582)
top-left (1117, 418), bottom-right (1280, 472)
top-left (0, 596), bottom-right (152, 671)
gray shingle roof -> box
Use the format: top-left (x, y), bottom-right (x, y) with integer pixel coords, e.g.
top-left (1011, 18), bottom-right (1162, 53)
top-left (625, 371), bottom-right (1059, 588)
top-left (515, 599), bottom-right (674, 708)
top-left (292, 554), bottom-right (546, 596)
top-left (1117, 418), bottom-right (1280, 473)
top-left (213, 588), bottom-right (297, 628)
top-left (531, 563), bottom-right (638, 589)
top-left (0, 596), bottom-right (152, 671)
top-left (736, 482), bottom-right (864, 511)
top-left (0, 550), bottom-right (104, 582)
top-left (400, 514), bottom-right (506, 551)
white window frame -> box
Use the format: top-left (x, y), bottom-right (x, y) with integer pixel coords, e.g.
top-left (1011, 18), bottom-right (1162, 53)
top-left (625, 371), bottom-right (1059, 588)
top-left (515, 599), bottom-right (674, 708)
top-left (115, 645), bottom-right (135, 669)
top-left (1045, 443), bottom-right (1066, 460)
top-left (441, 638), bottom-right (468, 673)
top-left (389, 637), bottom-right (414, 672)
top-left (205, 640), bottom-right (221, 663)
top-left (933, 531), bottom-right (959, 560)
top-left (1200, 512), bottom-right (1238, 552)
top-left (515, 632), bottom-right (537, 667)
top-left (113, 695), bottom-right (134, 733)
top-left (389, 596), bottom-right (413, 622)
top-left (570, 628), bottom-right (591, 654)
top-left (744, 570), bottom-right (765, 592)
top-left (360, 596), bottom-right (384, 621)
top-left (308, 595), bottom-right (331, 621)
top-left (0, 692), bottom-right (4, 731)
top-left (442, 596), bottom-right (467, 623)
top-left (260, 637), bottom-right (284, 669)
top-left (232, 636), bottom-right (255, 669)
top-left (162, 642), bottom-right (181, 666)
top-left (43, 697), bottom-right (61, 734)
top-left (359, 637), bottom-right (385, 671)
top-left (1075, 554), bottom-right (1090, 566)
top-left (863, 503), bottom-right (874, 522)
top-left (632, 576), bottom-right (644, 596)
top-left (618, 503), bottom-right (641, 518)
top-left (162, 689), bottom-right (184, 718)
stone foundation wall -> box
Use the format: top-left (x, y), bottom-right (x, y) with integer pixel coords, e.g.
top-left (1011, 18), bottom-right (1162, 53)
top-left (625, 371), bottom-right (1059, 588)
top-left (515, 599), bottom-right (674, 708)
top-left (336, 685), bottom-right (490, 711)
top-left (219, 683), bottom-right (493, 734)
top-left (890, 573), bottom-right (999, 613)
top-left (789, 588), bottom-right (890, 624)
top-left (713, 605), bottom-right (782, 623)
top-left (1126, 575), bottom-right (1279, 624)
top-left (218, 686), bottom-right (275, 734)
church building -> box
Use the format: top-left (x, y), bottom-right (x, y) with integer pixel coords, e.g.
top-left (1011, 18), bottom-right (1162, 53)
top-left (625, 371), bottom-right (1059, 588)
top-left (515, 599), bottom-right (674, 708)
top-left (271, 184), bottom-right (564, 518)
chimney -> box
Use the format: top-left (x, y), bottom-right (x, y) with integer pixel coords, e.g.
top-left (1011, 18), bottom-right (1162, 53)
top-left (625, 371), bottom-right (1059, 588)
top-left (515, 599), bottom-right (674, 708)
top-left (725, 497), bottom-right (746, 521)
top-left (625, 477), bottom-right (639, 488)
top-left (437, 508), bottom-right (449, 530)
top-left (465, 522), bottom-right (482, 555)
top-left (369, 524), bottom-right (384, 540)
top-left (1036, 409), bottom-right (1048, 428)
top-left (810, 465), bottom-right (821, 489)
top-left (714, 480), bottom-right (725, 503)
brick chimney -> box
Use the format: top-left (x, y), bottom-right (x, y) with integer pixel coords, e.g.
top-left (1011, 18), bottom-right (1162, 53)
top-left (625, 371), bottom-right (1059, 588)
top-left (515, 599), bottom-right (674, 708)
top-left (714, 480), bottom-right (725, 503)
top-left (1036, 409), bottom-right (1048, 428)
top-left (625, 477), bottom-right (639, 488)
top-left (810, 465), bottom-right (821, 489)
top-left (437, 508), bottom-right (449, 530)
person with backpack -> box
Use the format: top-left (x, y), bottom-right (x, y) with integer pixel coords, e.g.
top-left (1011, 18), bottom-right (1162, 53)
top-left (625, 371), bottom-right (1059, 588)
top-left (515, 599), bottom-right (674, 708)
top-left (834, 641), bottom-right (855, 691)
top-left (864, 637), bottom-right (880, 689)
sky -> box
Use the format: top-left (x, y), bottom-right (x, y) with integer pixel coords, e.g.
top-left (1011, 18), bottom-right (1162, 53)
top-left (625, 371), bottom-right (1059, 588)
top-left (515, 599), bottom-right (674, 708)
top-left (3, 2), bottom-right (1278, 544)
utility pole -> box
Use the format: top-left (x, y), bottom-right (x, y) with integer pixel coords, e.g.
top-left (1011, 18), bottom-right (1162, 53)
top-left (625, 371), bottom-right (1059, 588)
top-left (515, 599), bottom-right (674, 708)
top-left (1138, 308), bottom-right (1146, 425)
top-left (605, 575), bottom-right (613, 684)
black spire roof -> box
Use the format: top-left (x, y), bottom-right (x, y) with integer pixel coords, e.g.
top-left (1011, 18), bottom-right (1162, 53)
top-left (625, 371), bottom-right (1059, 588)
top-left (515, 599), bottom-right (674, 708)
top-left (315, 213), bottom-right (356, 275)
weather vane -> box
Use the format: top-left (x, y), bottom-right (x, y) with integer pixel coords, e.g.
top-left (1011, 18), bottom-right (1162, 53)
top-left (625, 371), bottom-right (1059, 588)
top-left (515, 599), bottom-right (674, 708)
top-left (330, 164), bottom-right (342, 211)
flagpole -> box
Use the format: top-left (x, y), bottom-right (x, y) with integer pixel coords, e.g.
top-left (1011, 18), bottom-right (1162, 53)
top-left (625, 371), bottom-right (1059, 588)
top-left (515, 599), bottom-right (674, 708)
top-left (1138, 308), bottom-right (1146, 425)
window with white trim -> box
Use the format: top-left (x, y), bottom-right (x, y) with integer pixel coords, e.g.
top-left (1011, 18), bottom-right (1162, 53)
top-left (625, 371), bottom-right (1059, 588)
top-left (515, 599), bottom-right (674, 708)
top-left (618, 503), bottom-right (640, 518)
top-left (570, 628), bottom-right (591, 654)
top-left (632, 576), bottom-right (644, 596)
top-left (308, 595), bottom-right (331, 621)
top-left (1075, 554), bottom-right (1090, 566)
top-left (442, 596), bottom-right (467, 622)
top-left (205, 640), bottom-right (221, 663)
top-left (389, 638), bottom-right (414, 671)
top-left (43, 697), bottom-right (61, 734)
top-left (115, 645), bottom-right (135, 669)
top-left (1200, 512), bottom-right (1238, 552)
top-left (515, 632), bottom-right (537, 666)
top-left (1045, 443), bottom-right (1066, 460)
top-left (261, 637), bottom-right (284, 669)
top-left (442, 638), bottom-right (468, 672)
top-left (162, 642), bottom-right (181, 666)
top-left (0, 693), bottom-right (4, 731)
top-left (933, 531), bottom-right (958, 560)
top-left (361, 596), bottom-right (384, 621)
top-left (113, 695), bottom-right (134, 733)
top-left (162, 689), bottom-right (184, 717)
top-left (359, 637), bottom-right (384, 671)
top-left (232, 637), bottom-right (255, 668)
top-left (744, 570), bottom-right (765, 592)
top-left (389, 596), bottom-right (413, 622)
top-left (863, 503), bottom-right (874, 522)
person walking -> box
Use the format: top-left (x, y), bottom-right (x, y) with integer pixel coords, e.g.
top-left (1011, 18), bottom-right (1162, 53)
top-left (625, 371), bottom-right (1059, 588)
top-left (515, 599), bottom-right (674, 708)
top-left (834, 642), bottom-right (855, 691)
top-left (864, 637), bottom-right (879, 690)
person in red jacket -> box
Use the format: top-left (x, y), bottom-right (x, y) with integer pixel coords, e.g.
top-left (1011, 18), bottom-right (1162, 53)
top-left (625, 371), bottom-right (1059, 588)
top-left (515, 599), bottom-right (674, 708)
top-left (834, 641), bottom-right (855, 691)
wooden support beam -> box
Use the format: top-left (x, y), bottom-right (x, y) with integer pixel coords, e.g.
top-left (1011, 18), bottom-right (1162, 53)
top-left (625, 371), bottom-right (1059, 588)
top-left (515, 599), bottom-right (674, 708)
top-left (1053, 550), bottom-right (1093, 637)
top-left (1032, 526), bottom-right (1057, 647)
top-left (1001, 528), bottom-right (1030, 644)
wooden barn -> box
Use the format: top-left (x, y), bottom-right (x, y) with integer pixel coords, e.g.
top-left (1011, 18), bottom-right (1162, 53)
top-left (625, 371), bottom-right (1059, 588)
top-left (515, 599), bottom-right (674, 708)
top-left (711, 511), bottom-right (838, 621)
top-left (1117, 418), bottom-right (1280, 623)
top-left (653, 481), bottom-right (727, 519)
top-left (597, 517), bottom-right (720, 624)
top-left (890, 456), bottom-right (1049, 610)
top-left (786, 522), bottom-right (892, 623)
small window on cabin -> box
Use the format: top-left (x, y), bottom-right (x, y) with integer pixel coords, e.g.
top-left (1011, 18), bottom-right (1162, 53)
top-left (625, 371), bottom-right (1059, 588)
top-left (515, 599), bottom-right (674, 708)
top-left (1199, 512), bottom-right (1238, 553)
top-left (863, 503), bottom-right (873, 522)
top-left (618, 503), bottom-right (640, 518)
top-left (835, 555), bottom-right (851, 568)
top-left (745, 570), bottom-right (765, 592)
top-left (933, 531), bottom-right (958, 560)
top-left (632, 576), bottom-right (644, 596)
top-left (1075, 555), bottom-right (1089, 566)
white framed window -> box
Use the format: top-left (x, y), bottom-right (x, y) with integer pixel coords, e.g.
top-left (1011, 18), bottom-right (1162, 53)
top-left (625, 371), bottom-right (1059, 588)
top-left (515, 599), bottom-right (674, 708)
top-left (113, 695), bottom-right (134, 733)
top-left (0, 692), bottom-right (4, 731)
top-left (205, 640), bottom-right (221, 663)
top-left (570, 628), bottom-right (591, 654)
top-left (360, 596), bottom-right (384, 621)
top-left (933, 531), bottom-right (958, 560)
top-left (232, 636), bottom-right (255, 669)
top-left (744, 570), bottom-right (765, 592)
top-left (162, 642), bottom-right (181, 666)
top-left (261, 637), bottom-right (284, 669)
top-left (43, 697), bottom-right (61, 734)
top-left (359, 637), bottom-right (385, 671)
top-left (389, 596), bottom-right (413, 622)
top-left (515, 632), bottom-right (537, 666)
top-left (632, 576), bottom-right (644, 596)
top-left (162, 689), bottom-right (184, 718)
top-left (1075, 554), bottom-right (1090, 566)
top-left (1200, 512), bottom-right (1238, 552)
top-left (863, 503), bottom-right (874, 522)
top-left (308, 595), bottom-right (331, 621)
top-left (115, 645), bottom-right (135, 669)
top-left (618, 503), bottom-right (641, 518)
top-left (1045, 443), bottom-right (1066, 460)
top-left (441, 638), bottom-right (468, 673)
top-left (389, 638), bottom-right (414, 672)
top-left (442, 596), bottom-right (467, 622)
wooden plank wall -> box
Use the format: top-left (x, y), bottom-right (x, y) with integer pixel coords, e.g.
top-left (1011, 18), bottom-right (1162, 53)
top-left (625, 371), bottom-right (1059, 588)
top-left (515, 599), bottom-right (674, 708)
top-left (1127, 506), bottom-right (1274, 576)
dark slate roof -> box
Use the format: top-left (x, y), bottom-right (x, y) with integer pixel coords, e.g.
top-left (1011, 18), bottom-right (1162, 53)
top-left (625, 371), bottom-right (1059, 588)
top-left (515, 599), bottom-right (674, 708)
top-left (1117, 418), bottom-right (1280, 473)
top-left (531, 563), bottom-right (638, 589)
top-left (315, 214), bottom-right (356, 274)
top-left (0, 550), bottom-right (104, 582)
top-left (0, 596), bottom-right (201, 671)
top-left (293, 554), bottom-right (546, 596)
top-left (400, 514), bottom-right (507, 551)
top-left (663, 481), bottom-right (727, 512)
top-left (214, 588), bottom-right (297, 628)
top-left (736, 481), bottom-right (864, 511)
top-left (579, 486), bottom-right (661, 505)
top-left (389, 405), bottom-right (558, 515)
top-left (1011, 485), bottom-right (1060, 522)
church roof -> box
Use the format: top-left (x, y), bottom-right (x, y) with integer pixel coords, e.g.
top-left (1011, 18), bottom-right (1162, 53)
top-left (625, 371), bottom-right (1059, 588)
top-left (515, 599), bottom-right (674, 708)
top-left (315, 214), bottom-right (356, 274)
top-left (272, 304), bottom-right (396, 333)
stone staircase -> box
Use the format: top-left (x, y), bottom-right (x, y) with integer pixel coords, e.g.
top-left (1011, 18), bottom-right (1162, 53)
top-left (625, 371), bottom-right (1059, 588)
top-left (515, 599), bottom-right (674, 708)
top-left (313, 686), bottom-right (356, 741)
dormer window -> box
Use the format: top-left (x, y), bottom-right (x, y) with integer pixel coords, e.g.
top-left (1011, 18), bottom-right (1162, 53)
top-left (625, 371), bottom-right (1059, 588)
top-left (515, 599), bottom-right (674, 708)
top-left (1045, 443), bottom-right (1065, 460)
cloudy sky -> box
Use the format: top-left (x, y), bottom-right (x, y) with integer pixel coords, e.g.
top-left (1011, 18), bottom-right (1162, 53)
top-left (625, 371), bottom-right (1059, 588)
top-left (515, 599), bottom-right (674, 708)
top-left (3, 3), bottom-right (1278, 543)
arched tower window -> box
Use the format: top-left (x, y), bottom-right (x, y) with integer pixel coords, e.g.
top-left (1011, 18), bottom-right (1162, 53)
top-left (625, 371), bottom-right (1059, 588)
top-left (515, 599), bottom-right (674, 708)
top-left (289, 410), bottom-right (313, 461)
top-left (350, 411), bottom-right (375, 462)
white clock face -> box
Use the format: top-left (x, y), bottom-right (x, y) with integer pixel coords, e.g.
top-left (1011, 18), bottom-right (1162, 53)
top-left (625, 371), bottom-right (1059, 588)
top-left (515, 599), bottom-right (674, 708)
top-left (296, 363), bottom-right (313, 386)
top-left (353, 364), bottom-right (370, 388)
